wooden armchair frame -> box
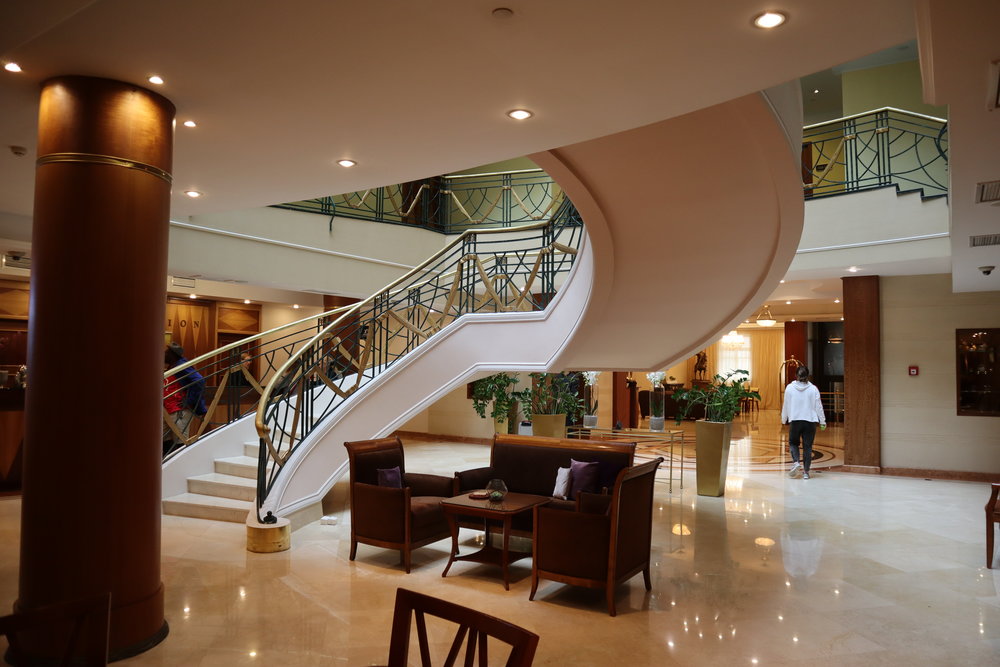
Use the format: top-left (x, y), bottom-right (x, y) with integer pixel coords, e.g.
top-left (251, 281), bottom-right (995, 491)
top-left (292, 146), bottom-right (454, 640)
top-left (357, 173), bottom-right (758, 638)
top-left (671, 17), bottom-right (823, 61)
top-left (386, 588), bottom-right (538, 667)
top-left (530, 457), bottom-right (663, 616)
top-left (987, 482), bottom-right (1000, 568)
top-left (0, 592), bottom-right (111, 666)
top-left (345, 436), bottom-right (453, 573)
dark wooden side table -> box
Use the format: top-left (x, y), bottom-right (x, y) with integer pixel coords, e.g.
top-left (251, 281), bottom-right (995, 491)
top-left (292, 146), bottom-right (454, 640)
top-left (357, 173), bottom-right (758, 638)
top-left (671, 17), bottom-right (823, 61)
top-left (440, 492), bottom-right (550, 590)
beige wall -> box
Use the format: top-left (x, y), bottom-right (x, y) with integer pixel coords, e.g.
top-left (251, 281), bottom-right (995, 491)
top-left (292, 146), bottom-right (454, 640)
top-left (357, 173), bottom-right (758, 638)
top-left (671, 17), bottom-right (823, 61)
top-left (881, 274), bottom-right (1000, 472)
top-left (842, 60), bottom-right (947, 118)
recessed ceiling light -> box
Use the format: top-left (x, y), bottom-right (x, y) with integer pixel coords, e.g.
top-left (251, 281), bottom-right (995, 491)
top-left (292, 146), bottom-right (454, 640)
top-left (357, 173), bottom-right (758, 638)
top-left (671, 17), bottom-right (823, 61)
top-left (790, 318), bottom-right (796, 322)
top-left (846, 266), bottom-right (859, 273)
top-left (244, 299), bottom-right (251, 304)
top-left (752, 11), bottom-right (787, 29)
top-left (813, 89), bottom-right (820, 94)
top-left (183, 120), bottom-right (197, 128)
top-left (4, 62), bottom-right (22, 73)
top-left (779, 279), bottom-right (785, 283)
top-left (189, 293), bottom-right (197, 299)
top-left (785, 300), bottom-right (792, 305)
top-left (507, 109), bottom-right (533, 120)
top-left (147, 75), bottom-right (164, 85)
top-left (337, 159), bottom-right (356, 168)
top-left (292, 304), bottom-right (300, 309)
top-left (840, 316), bottom-right (845, 321)
top-left (834, 298), bottom-right (841, 303)
top-left (184, 190), bottom-right (202, 198)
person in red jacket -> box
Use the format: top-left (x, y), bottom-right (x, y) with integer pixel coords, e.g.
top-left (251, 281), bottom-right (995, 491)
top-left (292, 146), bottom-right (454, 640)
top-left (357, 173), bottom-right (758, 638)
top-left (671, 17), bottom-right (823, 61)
top-left (163, 363), bottom-right (186, 456)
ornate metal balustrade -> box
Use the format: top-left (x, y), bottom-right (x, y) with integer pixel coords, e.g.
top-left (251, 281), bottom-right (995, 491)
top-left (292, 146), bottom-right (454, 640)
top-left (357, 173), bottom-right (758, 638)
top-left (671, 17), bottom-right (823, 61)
top-left (252, 200), bottom-right (583, 521)
top-left (802, 107), bottom-right (948, 200)
top-left (272, 168), bottom-right (563, 234)
top-left (162, 307), bottom-right (357, 458)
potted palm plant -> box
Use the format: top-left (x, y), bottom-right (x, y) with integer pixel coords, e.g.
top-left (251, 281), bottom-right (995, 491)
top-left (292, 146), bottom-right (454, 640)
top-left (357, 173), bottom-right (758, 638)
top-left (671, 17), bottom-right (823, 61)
top-left (673, 369), bottom-right (760, 497)
top-left (470, 372), bottom-right (520, 434)
top-left (517, 372), bottom-right (583, 438)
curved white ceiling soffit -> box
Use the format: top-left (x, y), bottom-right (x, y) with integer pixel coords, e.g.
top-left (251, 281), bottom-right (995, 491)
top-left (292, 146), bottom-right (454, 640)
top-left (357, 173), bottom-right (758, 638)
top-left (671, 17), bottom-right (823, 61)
top-left (0, 1), bottom-right (915, 220)
top-left (534, 90), bottom-right (804, 371)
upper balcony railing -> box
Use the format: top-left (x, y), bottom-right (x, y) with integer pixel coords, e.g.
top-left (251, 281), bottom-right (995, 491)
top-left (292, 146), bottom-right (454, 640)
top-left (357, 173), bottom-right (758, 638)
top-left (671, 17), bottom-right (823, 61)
top-left (273, 168), bottom-right (564, 234)
top-left (802, 107), bottom-right (948, 200)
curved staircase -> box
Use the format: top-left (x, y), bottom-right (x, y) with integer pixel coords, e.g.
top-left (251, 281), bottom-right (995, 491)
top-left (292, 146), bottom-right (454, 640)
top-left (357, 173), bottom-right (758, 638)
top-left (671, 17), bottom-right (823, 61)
top-left (162, 83), bottom-right (805, 535)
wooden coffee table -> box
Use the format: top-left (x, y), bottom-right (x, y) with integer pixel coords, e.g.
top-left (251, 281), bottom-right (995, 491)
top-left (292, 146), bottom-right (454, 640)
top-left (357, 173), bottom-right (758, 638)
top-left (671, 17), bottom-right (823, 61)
top-left (440, 492), bottom-right (550, 590)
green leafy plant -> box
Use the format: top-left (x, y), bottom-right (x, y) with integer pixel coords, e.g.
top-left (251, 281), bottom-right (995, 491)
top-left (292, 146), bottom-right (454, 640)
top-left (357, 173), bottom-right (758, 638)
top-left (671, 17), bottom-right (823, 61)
top-left (516, 372), bottom-right (584, 422)
top-left (471, 372), bottom-right (520, 421)
top-left (673, 370), bottom-right (760, 424)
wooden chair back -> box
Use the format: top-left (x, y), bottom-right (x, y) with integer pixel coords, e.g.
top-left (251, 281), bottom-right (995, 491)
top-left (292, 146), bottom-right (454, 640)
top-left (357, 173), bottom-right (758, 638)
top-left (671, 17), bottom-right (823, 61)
top-left (0, 592), bottom-right (111, 666)
top-left (386, 588), bottom-right (538, 667)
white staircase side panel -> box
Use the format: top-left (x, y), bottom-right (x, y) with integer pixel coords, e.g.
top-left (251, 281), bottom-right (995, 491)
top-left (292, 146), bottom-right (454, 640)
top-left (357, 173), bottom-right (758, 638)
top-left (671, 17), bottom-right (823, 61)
top-left (799, 187), bottom-right (948, 251)
top-left (161, 414), bottom-right (259, 499)
top-left (264, 236), bottom-right (594, 517)
top-left (787, 188), bottom-right (951, 280)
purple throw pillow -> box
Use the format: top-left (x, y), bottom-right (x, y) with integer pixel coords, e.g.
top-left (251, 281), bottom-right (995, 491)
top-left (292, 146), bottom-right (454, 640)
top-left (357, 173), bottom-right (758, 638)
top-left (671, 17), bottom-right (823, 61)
top-left (377, 466), bottom-right (402, 488)
top-left (569, 459), bottom-right (599, 500)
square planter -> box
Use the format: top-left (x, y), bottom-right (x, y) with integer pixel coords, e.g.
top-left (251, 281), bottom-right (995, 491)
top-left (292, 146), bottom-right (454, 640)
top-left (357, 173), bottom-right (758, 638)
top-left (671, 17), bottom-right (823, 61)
top-left (695, 420), bottom-right (732, 497)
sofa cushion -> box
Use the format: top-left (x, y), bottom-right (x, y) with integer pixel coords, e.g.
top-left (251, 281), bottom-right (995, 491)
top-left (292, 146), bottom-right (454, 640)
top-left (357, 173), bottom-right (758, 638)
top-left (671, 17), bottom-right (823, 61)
top-left (552, 466), bottom-right (571, 499)
top-left (377, 466), bottom-right (402, 488)
top-left (570, 459), bottom-right (599, 500)
top-left (409, 496), bottom-right (448, 540)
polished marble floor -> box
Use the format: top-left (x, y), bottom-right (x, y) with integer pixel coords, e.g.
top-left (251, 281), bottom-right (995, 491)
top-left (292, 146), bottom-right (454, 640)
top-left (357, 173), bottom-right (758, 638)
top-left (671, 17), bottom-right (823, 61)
top-left (1, 413), bottom-right (998, 665)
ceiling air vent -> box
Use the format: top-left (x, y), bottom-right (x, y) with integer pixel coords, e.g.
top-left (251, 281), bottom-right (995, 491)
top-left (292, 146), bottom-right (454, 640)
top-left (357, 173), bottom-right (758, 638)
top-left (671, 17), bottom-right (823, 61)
top-left (976, 180), bottom-right (1000, 204)
top-left (171, 276), bottom-right (197, 289)
top-left (3, 252), bottom-right (30, 270)
top-left (970, 234), bottom-right (1000, 248)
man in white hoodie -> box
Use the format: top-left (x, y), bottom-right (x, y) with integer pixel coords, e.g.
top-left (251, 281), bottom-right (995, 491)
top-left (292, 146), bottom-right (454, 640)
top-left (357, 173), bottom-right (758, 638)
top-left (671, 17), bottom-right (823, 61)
top-left (780, 365), bottom-right (826, 480)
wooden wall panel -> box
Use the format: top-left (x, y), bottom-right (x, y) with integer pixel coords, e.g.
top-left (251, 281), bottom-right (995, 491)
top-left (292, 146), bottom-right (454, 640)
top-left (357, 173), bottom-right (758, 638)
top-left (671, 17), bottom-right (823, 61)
top-left (217, 302), bottom-right (261, 333)
top-left (783, 321), bottom-right (808, 382)
top-left (0, 280), bottom-right (30, 319)
top-left (843, 275), bottom-right (881, 469)
top-left (165, 298), bottom-right (215, 362)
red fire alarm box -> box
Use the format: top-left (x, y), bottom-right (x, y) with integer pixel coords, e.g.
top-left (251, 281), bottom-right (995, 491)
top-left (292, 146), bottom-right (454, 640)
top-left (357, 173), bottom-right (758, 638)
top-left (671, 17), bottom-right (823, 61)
top-left (908, 365), bottom-right (919, 376)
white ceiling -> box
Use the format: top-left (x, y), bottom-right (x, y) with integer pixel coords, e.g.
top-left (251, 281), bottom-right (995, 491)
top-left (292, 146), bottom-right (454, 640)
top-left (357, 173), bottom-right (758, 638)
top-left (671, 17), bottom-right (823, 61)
top-left (0, 0), bottom-right (996, 295)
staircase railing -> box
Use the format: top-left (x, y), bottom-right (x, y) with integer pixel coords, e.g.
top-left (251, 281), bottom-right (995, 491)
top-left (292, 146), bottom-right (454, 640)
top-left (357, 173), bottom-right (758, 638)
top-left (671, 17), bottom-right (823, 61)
top-left (252, 199), bottom-right (584, 522)
top-left (162, 306), bottom-right (358, 459)
top-left (802, 107), bottom-right (948, 200)
top-left (272, 168), bottom-right (563, 234)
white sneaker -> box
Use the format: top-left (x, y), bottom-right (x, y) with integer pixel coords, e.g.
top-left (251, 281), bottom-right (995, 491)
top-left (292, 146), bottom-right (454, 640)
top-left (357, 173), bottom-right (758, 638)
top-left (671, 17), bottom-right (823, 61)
top-left (788, 462), bottom-right (801, 478)
top-left (803, 472), bottom-right (811, 480)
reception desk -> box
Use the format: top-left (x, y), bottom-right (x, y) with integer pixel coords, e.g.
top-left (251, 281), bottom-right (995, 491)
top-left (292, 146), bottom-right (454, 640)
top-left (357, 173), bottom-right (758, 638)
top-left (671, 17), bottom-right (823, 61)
top-left (0, 388), bottom-right (24, 492)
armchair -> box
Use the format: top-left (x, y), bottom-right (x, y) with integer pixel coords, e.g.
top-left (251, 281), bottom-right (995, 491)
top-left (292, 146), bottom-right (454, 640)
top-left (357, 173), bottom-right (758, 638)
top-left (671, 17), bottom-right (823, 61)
top-left (345, 437), bottom-right (453, 573)
top-left (529, 457), bottom-right (663, 616)
top-left (987, 483), bottom-right (1000, 568)
top-left (385, 587), bottom-right (538, 666)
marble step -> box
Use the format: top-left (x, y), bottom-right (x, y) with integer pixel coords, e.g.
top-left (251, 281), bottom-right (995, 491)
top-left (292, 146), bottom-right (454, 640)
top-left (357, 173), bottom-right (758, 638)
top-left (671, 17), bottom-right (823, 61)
top-left (162, 492), bottom-right (252, 523)
top-left (244, 442), bottom-right (260, 458)
top-left (187, 472), bottom-right (257, 501)
top-left (214, 455), bottom-right (261, 479)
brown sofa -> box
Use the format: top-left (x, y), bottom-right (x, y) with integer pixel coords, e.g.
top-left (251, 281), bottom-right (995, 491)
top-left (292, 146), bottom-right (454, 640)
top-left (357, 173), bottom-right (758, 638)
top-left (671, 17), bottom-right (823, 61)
top-left (453, 434), bottom-right (637, 532)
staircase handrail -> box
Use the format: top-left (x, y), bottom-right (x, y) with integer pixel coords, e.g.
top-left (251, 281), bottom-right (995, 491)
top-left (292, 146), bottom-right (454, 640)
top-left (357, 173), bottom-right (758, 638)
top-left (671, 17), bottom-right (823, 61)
top-left (252, 200), bottom-right (583, 521)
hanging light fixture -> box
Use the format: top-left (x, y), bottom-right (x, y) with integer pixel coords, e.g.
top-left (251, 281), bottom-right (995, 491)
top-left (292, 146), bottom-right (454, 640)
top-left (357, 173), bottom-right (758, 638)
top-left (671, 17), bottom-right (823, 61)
top-left (756, 304), bottom-right (776, 327)
top-left (722, 330), bottom-right (746, 346)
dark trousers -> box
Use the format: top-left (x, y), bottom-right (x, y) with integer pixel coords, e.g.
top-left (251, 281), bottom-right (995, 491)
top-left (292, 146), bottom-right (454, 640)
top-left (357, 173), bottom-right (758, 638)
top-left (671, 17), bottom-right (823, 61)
top-left (788, 420), bottom-right (817, 471)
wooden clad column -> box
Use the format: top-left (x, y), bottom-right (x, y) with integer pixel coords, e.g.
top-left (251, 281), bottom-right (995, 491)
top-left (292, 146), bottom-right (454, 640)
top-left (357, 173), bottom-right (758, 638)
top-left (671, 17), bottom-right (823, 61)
top-left (842, 275), bottom-right (881, 472)
top-left (19, 76), bottom-right (173, 660)
top-left (783, 321), bottom-right (808, 384)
